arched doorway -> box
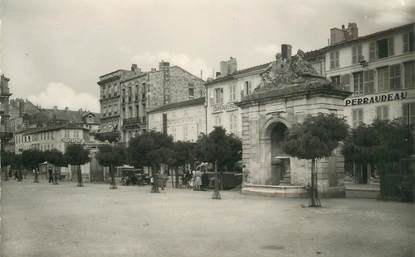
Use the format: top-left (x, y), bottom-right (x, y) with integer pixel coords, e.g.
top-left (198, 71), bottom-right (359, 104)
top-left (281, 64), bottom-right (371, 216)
top-left (269, 122), bottom-right (290, 185)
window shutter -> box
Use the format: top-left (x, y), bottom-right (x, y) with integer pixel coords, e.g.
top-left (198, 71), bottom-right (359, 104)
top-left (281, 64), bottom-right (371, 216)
top-left (388, 37), bottom-right (394, 56)
top-left (358, 45), bottom-right (364, 62)
top-left (403, 33), bottom-right (409, 53)
top-left (341, 74), bottom-right (350, 85)
top-left (335, 51), bottom-right (340, 68)
top-left (369, 42), bottom-right (376, 61)
top-left (330, 52), bottom-right (334, 69)
top-left (359, 109), bottom-right (363, 124)
top-left (352, 46), bottom-right (357, 64)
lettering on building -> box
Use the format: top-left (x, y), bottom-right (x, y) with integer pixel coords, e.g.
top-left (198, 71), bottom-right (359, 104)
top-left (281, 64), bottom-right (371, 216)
top-left (345, 91), bottom-right (408, 106)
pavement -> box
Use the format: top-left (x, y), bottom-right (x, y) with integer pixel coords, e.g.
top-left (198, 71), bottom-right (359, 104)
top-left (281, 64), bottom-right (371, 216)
top-left (1, 179), bottom-right (414, 257)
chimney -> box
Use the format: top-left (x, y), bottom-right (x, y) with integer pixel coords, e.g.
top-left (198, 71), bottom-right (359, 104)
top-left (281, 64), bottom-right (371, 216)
top-left (131, 64), bottom-right (140, 72)
top-left (159, 61), bottom-right (170, 71)
top-left (220, 61), bottom-right (228, 77)
top-left (347, 22), bottom-right (358, 40)
top-left (228, 57), bottom-right (238, 74)
top-left (281, 44), bottom-right (292, 60)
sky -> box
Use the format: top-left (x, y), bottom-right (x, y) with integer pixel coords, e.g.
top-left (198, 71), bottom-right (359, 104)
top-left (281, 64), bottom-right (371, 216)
top-left (1, 0), bottom-right (414, 112)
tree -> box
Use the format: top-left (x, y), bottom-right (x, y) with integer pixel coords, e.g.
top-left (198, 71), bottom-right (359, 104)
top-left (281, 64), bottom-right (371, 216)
top-left (128, 131), bottom-right (173, 193)
top-left (44, 149), bottom-right (67, 184)
top-left (1, 151), bottom-right (15, 181)
top-left (165, 141), bottom-right (196, 187)
top-left (64, 144), bottom-right (90, 187)
top-left (21, 149), bottom-right (45, 183)
top-left (283, 113), bottom-right (349, 207)
top-left (343, 118), bottom-right (413, 200)
top-left (96, 144), bottom-right (127, 189)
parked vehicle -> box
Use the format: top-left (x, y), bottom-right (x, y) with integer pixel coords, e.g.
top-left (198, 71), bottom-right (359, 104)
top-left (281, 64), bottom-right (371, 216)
top-left (120, 168), bottom-right (150, 186)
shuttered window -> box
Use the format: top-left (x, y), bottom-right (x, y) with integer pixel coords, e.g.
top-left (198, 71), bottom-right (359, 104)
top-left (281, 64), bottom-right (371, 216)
top-left (377, 67), bottom-right (389, 92)
top-left (404, 61), bottom-right (415, 89)
top-left (352, 44), bottom-right (363, 64)
top-left (363, 70), bottom-right (375, 94)
top-left (403, 31), bottom-right (415, 53)
top-left (353, 72), bottom-right (364, 96)
top-left (389, 64), bottom-right (401, 90)
top-left (403, 102), bottom-right (415, 125)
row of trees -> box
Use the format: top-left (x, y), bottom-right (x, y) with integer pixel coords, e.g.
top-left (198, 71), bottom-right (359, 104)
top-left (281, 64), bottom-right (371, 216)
top-left (1, 145), bottom-right (90, 186)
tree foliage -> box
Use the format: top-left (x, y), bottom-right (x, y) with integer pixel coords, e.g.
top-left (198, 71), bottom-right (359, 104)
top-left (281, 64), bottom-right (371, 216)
top-left (96, 144), bottom-right (127, 167)
top-left (128, 131), bottom-right (173, 169)
top-left (21, 149), bottom-right (46, 170)
top-left (64, 144), bottom-right (90, 166)
top-left (1, 151), bottom-right (15, 167)
top-left (283, 113), bottom-right (349, 160)
top-left (343, 118), bottom-right (411, 164)
top-left (44, 149), bottom-right (67, 167)
top-left (196, 127), bottom-right (242, 171)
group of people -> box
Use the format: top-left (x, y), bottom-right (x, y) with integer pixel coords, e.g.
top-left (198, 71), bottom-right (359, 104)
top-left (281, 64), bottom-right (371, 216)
top-left (183, 170), bottom-right (210, 191)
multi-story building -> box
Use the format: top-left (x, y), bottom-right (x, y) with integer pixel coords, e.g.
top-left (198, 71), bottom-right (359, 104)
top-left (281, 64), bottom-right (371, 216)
top-left (0, 75), bottom-right (13, 152)
top-left (205, 57), bottom-right (270, 137)
top-left (97, 65), bottom-right (142, 138)
top-left (99, 61), bottom-right (205, 144)
top-left (321, 22), bottom-right (415, 129)
top-left (14, 124), bottom-right (90, 154)
top-left (148, 97), bottom-right (205, 142)
top-left (302, 22), bottom-right (415, 185)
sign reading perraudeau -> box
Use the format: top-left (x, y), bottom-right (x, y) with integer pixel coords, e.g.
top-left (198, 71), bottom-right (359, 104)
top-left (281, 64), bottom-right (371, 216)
top-left (345, 91), bottom-right (408, 106)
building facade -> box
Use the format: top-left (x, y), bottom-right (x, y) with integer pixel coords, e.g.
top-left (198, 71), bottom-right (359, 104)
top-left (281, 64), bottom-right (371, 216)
top-left (205, 57), bottom-right (270, 138)
top-left (98, 62), bottom-right (205, 144)
top-left (307, 23), bottom-right (415, 185)
top-left (97, 66), bottom-right (141, 137)
top-left (322, 23), bottom-right (415, 129)
top-left (14, 124), bottom-right (90, 154)
top-left (148, 97), bottom-right (205, 142)
top-left (0, 75), bottom-right (13, 152)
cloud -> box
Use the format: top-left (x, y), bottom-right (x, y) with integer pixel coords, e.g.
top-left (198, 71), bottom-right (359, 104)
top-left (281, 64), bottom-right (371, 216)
top-left (28, 82), bottom-right (99, 112)
top-left (131, 51), bottom-right (212, 80)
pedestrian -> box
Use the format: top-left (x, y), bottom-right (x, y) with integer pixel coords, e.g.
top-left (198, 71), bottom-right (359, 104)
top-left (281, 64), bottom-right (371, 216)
top-left (193, 169), bottom-right (202, 191)
top-left (48, 167), bottom-right (53, 183)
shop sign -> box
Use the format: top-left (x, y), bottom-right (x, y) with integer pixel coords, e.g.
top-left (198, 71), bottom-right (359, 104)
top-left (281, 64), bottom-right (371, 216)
top-left (345, 91), bottom-right (408, 106)
top-left (212, 103), bottom-right (238, 113)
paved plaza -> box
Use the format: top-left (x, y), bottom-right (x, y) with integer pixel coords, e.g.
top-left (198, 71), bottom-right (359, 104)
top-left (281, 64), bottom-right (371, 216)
top-left (1, 180), bottom-right (414, 257)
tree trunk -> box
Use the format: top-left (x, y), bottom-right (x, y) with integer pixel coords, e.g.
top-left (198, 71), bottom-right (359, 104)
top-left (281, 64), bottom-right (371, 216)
top-left (53, 166), bottom-right (59, 185)
top-left (151, 166), bottom-right (160, 193)
top-left (110, 165), bottom-right (117, 189)
top-left (77, 165), bottom-right (83, 187)
top-left (34, 168), bottom-right (39, 183)
top-left (212, 160), bottom-right (221, 199)
top-left (309, 159), bottom-right (321, 207)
